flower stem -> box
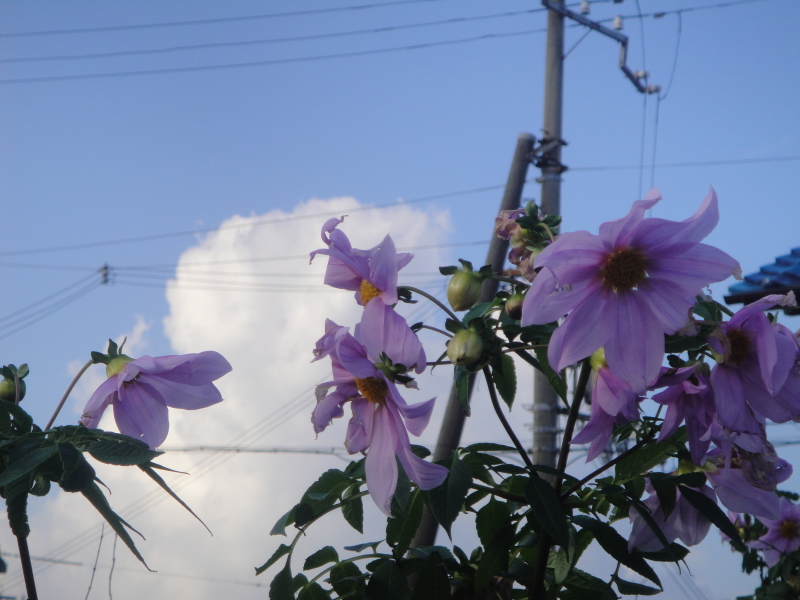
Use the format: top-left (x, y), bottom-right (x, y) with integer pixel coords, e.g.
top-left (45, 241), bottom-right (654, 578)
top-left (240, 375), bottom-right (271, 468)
top-left (470, 483), bottom-right (526, 504)
top-left (401, 286), bottom-right (461, 324)
top-left (46, 359), bottom-right (93, 431)
top-left (482, 367), bottom-right (533, 470)
top-left (18, 535), bottom-right (38, 600)
top-left (559, 433), bottom-right (657, 501)
top-left (306, 553), bottom-right (389, 587)
top-left (554, 360), bottom-right (591, 494)
top-left (491, 275), bottom-right (530, 287)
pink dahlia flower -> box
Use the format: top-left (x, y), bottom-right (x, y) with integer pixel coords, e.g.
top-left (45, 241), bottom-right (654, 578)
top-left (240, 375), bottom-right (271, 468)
top-left (522, 188), bottom-right (739, 392)
top-left (312, 301), bottom-right (445, 515)
top-left (80, 352), bottom-right (232, 449)
top-left (310, 216), bottom-right (413, 306)
top-left (751, 498), bottom-right (800, 566)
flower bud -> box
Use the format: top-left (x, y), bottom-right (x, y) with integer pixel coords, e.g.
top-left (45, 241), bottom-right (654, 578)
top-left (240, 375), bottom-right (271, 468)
top-left (447, 271), bottom-right (483, 312)
top-left (0, 378), bottom-right (25, 403)
top-left (505, 294), bottom-right (525, 320)
top-left (447, 328), bottom-right (483, 366)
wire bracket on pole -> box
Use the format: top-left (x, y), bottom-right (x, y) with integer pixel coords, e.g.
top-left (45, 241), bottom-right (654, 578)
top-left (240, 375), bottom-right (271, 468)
top-left (530, 137), bottom-right (568, 177)
top-left (541, 0), bottom-right (660, 95)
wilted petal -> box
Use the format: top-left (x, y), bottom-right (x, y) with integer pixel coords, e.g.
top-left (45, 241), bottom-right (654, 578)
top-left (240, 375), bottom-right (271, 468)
top-left (312, 388), bottom-right (349, 434)
top-left (598, 189), bottom-right (661, 247)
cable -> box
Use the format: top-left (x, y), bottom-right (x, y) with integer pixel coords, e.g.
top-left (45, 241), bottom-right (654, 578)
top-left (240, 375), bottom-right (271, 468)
top-left (0, 271), bottom-right (97, 322)
top-left (658, 12), bottom-right (682, 102)
top-left (0, 27), bottom-right (549, 86)
top-left (0, 9), bottom-right (546, 64)
top-left (634, 0), bottom-right (647, 201)
top-left (0, 0), bottom-right (444, 38)
top-left (570, 155), bottom-right (800, 172)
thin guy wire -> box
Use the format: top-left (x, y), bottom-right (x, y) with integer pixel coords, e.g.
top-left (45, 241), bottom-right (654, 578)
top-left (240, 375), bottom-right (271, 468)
top-left (0, 271), bottom-right (96, 321)
top-left (0, 0), bottom-right (444, 38)
top-left (83, 524), bottom-right (103, 600)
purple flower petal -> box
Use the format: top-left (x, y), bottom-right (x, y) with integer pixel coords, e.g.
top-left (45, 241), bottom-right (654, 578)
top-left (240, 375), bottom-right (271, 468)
top-left (548, 290), bottom-right (610, 372)
top-left (80, 376), bottom-right (118, 428)
top-left (365, 406), bottom-right (399, 516)
top-left (115, 381), bottom-right (170, 449)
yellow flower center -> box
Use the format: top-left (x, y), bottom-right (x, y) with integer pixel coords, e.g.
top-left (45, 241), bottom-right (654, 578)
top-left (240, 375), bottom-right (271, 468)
top-left (355, 377), bottom-right (388, 404)
top-left (360, 280), bottom-right (382, 305)
top-left (727, 329), bottom-right (751, 365)
top-left (600, 247), bottom-right (648, 292)
top-left (780, 519), bottom-right (800, 540)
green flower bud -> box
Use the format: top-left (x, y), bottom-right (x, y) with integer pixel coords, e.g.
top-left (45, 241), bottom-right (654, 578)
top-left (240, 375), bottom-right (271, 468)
top-left (447, 328), bottom-right (484, 366)
top-left (505, 293), bottom-right (525, 320)
top-left (447, 271), bottom-right (483, 312)
top-left (0, 378), bottom-right (25, 403)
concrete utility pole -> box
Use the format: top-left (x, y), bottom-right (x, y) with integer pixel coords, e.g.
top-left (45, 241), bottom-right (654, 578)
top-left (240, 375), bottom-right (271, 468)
top-left (532, 0), bottom-right (566, 473)
top-left (411, 132), bottom-right (534, 549)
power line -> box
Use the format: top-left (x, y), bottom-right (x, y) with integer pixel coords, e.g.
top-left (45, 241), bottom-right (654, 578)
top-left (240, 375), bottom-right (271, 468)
top-left (0, 9), bottom-right (546, 64)
top-left (0, 0), bottom-right (444, 38)
top-left (0, 28), bottom-right (548, 86)
top-left (569, 155), bottom-right (800, 172)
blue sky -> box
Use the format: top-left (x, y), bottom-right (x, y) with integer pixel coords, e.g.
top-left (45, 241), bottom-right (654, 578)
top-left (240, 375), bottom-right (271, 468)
top-left (0, 0), bottom-right (799, 597)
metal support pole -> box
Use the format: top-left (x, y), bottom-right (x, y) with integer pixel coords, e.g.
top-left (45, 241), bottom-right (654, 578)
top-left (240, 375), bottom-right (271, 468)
top-left (533, 0), bottom-right (566, 472)
top-left (410, 132), bottom-right (534, 549)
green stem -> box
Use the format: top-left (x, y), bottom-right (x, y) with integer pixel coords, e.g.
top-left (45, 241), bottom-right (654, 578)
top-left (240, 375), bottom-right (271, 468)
top-left (482, 367), bottom-right (533, 470)
top-left (470, 483), bottom-right (526, 504)
top-left (46, 359), bottom-right (93, 431)
top-left (554, 360), bottom-right (591, 494)
top-left (401, 286), bottom-right (461, 324)
top-left (419, 325), bottom-right (453, 338)
top-left (491, 274), bottom-right (530, 287)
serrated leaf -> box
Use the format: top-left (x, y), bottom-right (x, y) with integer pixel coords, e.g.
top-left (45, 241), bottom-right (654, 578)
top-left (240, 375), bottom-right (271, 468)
top-left (638, 543), bottom-right (689, 563)
top-left (297, 582), bottom-right (330, 600)
top-left (428, 453), bottom-right (472, 538)
top-left (474, 525), bottom-right (515, 593)
top-left (342, 488), bottom-right (364, 534)
top-left (677, 484), bottom-right (743, 547)
top-left (257, 544), bottom-right (292, 575)
top-left (411, 554), bottom-right (450, 600)
top-left (386, 489), bottom-right (423, 557)
top-left (138, 462), bottom-right (210, 533)
top-left (476, 498), bottom-right (510, 547)
top-left (57, 443), bottom-right (96, 492)
top-left (366, 560), bottom-right (408, 600)
top-left (5, 475), bottom-right (30, 538)
top-left (304, 546), bottom-right (339, 571)
top-left (534, 348), bottom-right (566, 401)
top-left (462, 442), bottom-right (517, 453)
top-left (270, 564), bottom-right (295, 600)
top-left (0, 445), bottom-right (57, 487)
top-left (271, 507), bottom-right (297, 536)
top-left (490, 354), bottom-right (517, 409)
top-left (563, 568), bottom-right (619, 600)
top-left (462, 302), bottom-right (492, 327)
top-left (330, 562), bottom-right (366, 598)
top-left (615, 577), bottom-right (661, 595)
top-left (525, 473), bottom-right (570, 548)
top-left (572, 515), bottom-right (660, 587)
top-left (649, 478), bottom-right (677, 518)
top-left (614, 428), bottom-right (687, 480)
top-left (86, 438), bottom-right (164, 466)
top-left (80, 482), bottom-right (152, 571)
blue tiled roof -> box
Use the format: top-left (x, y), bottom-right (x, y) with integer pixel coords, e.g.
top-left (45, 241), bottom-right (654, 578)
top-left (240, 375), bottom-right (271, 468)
top-left (727, 246), bottom-right (800, 297)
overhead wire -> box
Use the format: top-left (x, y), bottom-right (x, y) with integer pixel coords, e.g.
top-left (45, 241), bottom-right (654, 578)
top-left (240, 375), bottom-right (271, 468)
top-left (0, 0), bottom-right (445, 38)
top-left (0, 8), bottom-right (548, 64)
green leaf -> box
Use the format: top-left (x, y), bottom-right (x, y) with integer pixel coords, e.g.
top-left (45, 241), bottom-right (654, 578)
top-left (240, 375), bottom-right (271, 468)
top-left (344, 541), bottom-right (383, 553)
top-left (572, 515), bottom-right (660, 587)
top-left (270, 564), bottom-right (295, 600)
top-left (476, 498), bottom-right (510, 546)
top-left (649, 477), bottom-right (677, 518)
top-left (550, 547), bottom-right (571, 584)
top-left (614, 428), bottom-right (687, 480)
top-left (428, 452), bottom-right (472, 538)
top-left (386, 489), bottom-right (423, 557)
top-left (257, 544), bottom-right (292, 576)
top-left (628, 502), bottom-right (675, 560)
top-left (4, 475), bottom-right (30, 538)
top-left (297, 582), bottom-right (331, 600)
top-left (16, 364), bottom-right (29, 379)
top-left (439, 266), bottom-right (459, 276)
top-left (303, 546), bottom-right (339, 571)
top-left (57, 443), bottom-right (96, 493)
top-left (490, 354), bottom-right (517, 409)
top-left (524, 473), bottom-right (570, 548)
top-left (454, 366), bottom-right (471, 416)
top-left (90, 351), bottom-right (109, 365)
top-left (330, 562), bottom-right (366, 598)
top-left (411, 554), bottom-right (450, 600)
top-left (474, 524), bottom-right (515, 593)
top-left (534, 348), bottom-right (566, 401)
top-left (295, 469), bottom-right (352, 526)
top-left (0, 444), bottom-right (57, 487)
top-left (677, 484), bottom-right (743, 547)
top-left (462, 302), bottom-right (492, 327)
top-left (271, 506), bottom-right (297, 536)
top-left (615, 577), bottom-right (662, 596)
top-left (562, 568), bottom-right (618, 600)
top-left (138, 463), bottom-right (210, 533)
top-left (366, 560), bottom-right (408, 600)
top-left (462, 442), bottom-right (517, 453)
top-left (88, 438), bottom-right (163, 466)
top-left (638, 543), bottom-right (689, 563)
top-left (342, 488), bottom-right (364, 534)
top-left (80, 482), bottom-right (152, 571)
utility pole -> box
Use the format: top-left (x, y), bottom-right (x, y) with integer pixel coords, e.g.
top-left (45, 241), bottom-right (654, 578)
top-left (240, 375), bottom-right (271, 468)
top-left (411, 132), bottom-right (534, 549)
top-left (532, 0), bottom-right (566, 473)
